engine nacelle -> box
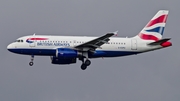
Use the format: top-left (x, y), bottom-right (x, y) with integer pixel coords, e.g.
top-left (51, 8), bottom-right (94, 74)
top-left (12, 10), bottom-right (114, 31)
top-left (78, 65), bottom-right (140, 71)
top-left (56, 48), bottom-right (78, 58)
top-left (51, 56), bottom-right (76, 64)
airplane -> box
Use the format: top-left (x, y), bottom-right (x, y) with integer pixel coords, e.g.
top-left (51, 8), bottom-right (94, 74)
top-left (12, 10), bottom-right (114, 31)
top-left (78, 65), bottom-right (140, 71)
top-left (7, 10), bottom-right (172, 70)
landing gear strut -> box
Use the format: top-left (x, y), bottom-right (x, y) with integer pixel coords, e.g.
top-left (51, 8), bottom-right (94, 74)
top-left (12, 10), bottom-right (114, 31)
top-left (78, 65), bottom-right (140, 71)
top-left (29, 55), bottom-right (34, 66)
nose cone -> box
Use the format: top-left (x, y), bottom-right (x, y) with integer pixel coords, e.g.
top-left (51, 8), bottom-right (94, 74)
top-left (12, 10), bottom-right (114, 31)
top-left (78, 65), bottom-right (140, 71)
top-left (7, 43), bottom-right (15, 52)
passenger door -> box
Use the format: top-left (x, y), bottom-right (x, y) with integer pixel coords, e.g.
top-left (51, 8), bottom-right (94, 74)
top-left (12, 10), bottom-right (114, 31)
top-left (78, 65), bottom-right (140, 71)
top-left (29, 36), bottom-right (36, 47)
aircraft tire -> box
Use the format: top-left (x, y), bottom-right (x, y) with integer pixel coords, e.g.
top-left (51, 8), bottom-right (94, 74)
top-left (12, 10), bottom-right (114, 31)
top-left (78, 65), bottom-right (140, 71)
top-left (81, 64), bottom-right (87, 70)
top-left (85, 60), bottom-right (91, 66)
top-left (29, 62), bottom-right (34, 66)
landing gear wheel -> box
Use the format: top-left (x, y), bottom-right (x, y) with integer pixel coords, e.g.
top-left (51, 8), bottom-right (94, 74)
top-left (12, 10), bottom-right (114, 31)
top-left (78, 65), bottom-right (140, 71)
top-left (81, 64), bottom-right (87, 70)
top-left (85, 60), bottom-right (91, 66)
top-left (29, 62), bottom-right (34, 66)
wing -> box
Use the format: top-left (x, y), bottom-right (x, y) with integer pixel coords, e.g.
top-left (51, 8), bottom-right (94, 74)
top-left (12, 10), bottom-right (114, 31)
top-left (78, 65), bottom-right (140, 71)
top-left (75, 31), bottom-right (117, 51)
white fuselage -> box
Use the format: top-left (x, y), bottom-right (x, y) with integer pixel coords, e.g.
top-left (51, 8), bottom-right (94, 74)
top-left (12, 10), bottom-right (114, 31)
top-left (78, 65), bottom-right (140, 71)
top-left (7, 35), bottom-right (164, 58)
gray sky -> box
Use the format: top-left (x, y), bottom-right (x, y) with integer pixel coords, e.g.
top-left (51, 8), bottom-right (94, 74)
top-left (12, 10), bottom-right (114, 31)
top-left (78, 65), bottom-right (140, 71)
top-left (0, 0), bottom-right (180, 101)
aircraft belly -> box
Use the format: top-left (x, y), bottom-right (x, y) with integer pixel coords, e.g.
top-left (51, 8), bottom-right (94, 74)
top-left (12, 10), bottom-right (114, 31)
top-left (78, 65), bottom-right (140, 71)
top-left (8, 48), bottom-right (56, 56)
top-left (89, 50), bottom-right (140, 58)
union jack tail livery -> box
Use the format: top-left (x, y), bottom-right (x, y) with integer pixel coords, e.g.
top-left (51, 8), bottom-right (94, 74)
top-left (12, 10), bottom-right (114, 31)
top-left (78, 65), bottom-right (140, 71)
top-left (138, 10), bottom-right (169, 41)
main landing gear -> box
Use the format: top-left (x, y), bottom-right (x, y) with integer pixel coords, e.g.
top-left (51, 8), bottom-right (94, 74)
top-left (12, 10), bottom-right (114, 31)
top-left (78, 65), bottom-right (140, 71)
top-left (81, 59), bottom-right (91, 70)
top-left (29, 55), bottom-right (34, 66)
top-left (80, 52), bottom-right (91, 70)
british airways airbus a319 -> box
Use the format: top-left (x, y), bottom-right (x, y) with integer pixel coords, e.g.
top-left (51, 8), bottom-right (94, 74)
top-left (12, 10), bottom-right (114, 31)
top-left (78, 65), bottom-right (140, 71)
top-left (7, 10), bottom-right (172, 70)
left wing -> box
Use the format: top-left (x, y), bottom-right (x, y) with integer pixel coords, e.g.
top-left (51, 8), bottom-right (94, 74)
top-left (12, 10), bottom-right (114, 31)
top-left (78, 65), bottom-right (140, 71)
top-left (75, 31), bottom-right (117, 51)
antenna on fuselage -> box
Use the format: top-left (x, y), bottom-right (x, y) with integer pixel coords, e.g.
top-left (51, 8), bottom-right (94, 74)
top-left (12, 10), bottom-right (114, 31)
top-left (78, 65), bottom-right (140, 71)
top-left (33, 33), bottom-right (36, 36)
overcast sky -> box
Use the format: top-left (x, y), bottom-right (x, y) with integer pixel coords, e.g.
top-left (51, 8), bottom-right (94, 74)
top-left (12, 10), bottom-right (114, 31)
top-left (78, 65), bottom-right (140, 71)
top-left (0, 0), bottom-right (180, 101)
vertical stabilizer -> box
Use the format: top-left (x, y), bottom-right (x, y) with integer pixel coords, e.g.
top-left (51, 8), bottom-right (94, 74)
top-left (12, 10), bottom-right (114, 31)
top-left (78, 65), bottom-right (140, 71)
top-left (137, 10), bottom-right (169, 41)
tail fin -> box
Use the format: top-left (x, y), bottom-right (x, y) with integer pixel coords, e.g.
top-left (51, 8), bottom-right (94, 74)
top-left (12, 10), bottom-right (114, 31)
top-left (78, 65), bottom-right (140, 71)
top-left (137, 10), bottom-right (169, 41)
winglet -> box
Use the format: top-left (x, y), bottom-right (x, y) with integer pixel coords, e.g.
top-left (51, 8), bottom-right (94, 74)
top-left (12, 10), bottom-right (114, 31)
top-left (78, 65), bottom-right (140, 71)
top-left (113, 31), bottom-right (118, 36)
top-left (107, 31), bottom-right (118, 36)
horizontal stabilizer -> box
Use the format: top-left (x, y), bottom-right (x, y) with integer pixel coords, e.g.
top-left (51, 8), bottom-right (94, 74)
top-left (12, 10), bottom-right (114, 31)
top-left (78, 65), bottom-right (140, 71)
top-left (148, 38), bottom-right (171, 45)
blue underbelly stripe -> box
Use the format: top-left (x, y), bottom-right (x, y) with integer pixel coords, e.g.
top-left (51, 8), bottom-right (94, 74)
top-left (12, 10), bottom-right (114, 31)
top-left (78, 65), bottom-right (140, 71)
top-left (8, 49), bottom-right (140, 57)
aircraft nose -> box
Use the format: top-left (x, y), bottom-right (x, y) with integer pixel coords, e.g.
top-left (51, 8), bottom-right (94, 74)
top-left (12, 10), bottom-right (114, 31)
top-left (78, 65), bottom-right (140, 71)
top-left (7, 43), bottom-right (14, 52)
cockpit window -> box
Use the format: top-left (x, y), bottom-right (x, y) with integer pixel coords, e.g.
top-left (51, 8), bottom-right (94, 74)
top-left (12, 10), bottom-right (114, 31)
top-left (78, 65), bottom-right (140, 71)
top-left (16, 40), bottom-right (23, 42)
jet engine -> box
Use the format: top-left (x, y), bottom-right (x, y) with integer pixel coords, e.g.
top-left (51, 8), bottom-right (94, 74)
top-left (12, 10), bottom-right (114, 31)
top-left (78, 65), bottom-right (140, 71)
top-left (51, 56), bottom-right (76, 64)
top-left (51, 48), bottom-right (78, 64)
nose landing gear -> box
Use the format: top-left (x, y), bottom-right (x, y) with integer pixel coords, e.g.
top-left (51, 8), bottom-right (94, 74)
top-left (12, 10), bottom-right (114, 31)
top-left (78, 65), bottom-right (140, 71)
top-left (29, 55), bottom-right (34, 66)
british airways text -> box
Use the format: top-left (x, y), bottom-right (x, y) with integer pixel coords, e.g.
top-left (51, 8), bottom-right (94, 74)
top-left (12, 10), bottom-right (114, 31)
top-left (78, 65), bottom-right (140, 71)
top-left (37, 42), bottom-right (70, 46)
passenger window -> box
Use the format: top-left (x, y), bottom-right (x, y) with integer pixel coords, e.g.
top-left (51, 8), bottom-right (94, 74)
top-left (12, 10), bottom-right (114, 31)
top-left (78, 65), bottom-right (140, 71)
top-left (21, 40), bottom-right (23, 42)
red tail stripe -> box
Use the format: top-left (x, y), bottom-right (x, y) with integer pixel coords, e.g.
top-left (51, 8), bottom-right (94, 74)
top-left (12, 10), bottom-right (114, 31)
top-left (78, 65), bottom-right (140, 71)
top-left (147, 15), bottom-right (168, 27)
top-left (139, 34), bottom-right (159, 41)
